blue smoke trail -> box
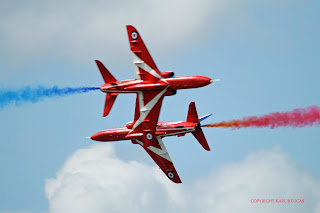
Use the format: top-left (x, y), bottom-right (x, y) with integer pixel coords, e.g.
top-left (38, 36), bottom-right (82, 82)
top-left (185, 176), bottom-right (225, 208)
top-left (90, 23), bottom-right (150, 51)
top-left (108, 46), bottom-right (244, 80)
top-left (0, 86), bottom-right (100, 109)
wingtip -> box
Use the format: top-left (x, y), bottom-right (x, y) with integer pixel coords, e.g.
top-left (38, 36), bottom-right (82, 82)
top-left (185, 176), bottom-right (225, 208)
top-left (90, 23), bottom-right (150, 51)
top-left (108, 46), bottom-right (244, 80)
top-left (126, 25), bottom-right (135, 30)
top-left (174, 178), bottom-right (182, 184)
top-left (170, 176), bottom-right (182, 184)
top-left (103, 109), bottom-right (109, 117)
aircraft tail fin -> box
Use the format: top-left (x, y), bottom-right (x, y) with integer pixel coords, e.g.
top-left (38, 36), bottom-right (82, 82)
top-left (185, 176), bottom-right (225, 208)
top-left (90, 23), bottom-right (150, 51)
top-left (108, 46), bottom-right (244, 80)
top-left (95, 60), bottom-right (117, 83)
top-left (187, 102), bottom-right (199, 123)
top-left (186, 102), bottom-right (211, 151)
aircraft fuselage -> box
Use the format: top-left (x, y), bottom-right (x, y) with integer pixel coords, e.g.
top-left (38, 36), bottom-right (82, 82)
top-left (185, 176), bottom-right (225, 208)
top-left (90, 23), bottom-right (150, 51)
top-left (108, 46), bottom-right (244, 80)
top-left (100, 76), bottom-right (212, 93)
top-left (91, 121), bottom-right (198, 142)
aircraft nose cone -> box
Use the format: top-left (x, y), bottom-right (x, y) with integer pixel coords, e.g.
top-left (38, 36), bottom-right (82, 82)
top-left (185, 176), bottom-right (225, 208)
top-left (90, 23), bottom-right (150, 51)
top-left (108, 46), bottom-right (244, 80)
top-left (91, 132), bottom-right (104, 141)
top-left (201, 76), bottom-right (212, 86)
top-left (187, 76), bottom-right (213, 88)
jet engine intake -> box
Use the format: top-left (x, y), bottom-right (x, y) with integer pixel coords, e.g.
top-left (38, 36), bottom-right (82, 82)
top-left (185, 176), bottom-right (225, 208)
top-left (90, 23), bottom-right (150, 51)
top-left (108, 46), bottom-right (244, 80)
top-left (161, 71), bottom-right (174, 78)
top-left (126, 122), bottom-right (134, 129)
top-left (164, 90), bottom-right (177, 96)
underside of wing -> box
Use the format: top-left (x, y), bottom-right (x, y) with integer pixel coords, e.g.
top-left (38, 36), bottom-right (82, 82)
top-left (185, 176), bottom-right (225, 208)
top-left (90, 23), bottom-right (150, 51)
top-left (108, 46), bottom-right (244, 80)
top-left (126, 25), bottom-right (163, 82)
top-left (131, 88), bottom-right (167, 135)
top-left (135, 136), bottom-right (182, 183)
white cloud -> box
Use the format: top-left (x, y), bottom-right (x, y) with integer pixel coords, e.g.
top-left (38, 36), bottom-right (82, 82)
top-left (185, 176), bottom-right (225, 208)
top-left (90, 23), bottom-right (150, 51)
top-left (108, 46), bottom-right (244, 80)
top-left (0, 0), bottom-right (226, 63)
top-left (45, 144), bottom-right (320, 213)
top-left (45, 144), bottom-right (172, 213)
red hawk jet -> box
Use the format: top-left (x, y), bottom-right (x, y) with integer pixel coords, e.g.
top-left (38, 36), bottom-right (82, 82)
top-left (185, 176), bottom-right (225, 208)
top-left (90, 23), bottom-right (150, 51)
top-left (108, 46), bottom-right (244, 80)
top-left (91, 102), bottom-right (212, 183)
top-left (96, 25), bottom-right (213, 117)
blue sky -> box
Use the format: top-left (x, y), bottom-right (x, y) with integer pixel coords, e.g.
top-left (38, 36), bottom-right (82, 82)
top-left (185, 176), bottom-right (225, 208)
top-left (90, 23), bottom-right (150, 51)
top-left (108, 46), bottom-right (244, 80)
top-left (0, 1), bottom-right (320, 213)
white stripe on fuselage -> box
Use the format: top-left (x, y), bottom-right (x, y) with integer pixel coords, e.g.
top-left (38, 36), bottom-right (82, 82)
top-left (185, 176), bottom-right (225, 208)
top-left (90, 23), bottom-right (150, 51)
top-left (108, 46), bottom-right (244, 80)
top-left (157, 127), bottom-right (195, 131)
top-left (101, 80), bottom-right (143, 91)
top-left (102, 90), bottom-right (139, 93)
top-left (158, 130), bottom-right (193, 137)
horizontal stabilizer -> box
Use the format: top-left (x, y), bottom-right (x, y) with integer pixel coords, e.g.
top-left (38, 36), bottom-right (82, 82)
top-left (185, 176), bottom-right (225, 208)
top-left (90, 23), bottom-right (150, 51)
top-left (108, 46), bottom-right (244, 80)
top-left (192, 128), bottom-right (210, 151)
top-left (95, 60), bottom-right (117, 83)
top-left (103, 93), bottom-right (118, 117)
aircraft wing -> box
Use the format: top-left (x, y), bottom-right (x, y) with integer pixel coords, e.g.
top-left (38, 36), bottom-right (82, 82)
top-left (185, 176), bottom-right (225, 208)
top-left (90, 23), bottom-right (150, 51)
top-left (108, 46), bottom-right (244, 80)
top-left (126, 25), bottom-right (163, 82)
top-left (130, 88), bottom-right (181, 183)
top-left (134, 136), bottom-right (182, 183)
top-left (130, 88), bottom-right (168, 140)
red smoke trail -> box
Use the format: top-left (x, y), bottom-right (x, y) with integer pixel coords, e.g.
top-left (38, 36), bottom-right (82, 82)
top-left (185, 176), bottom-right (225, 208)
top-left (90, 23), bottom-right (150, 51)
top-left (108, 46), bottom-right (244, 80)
top-left (202, 106), bottom-right (320, 129)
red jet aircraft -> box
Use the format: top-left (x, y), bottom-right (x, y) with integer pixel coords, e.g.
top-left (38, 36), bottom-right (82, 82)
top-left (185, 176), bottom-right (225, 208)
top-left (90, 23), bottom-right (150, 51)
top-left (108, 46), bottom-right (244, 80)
top-left (96, 25), bottom-right (213, 117)
top-left (91, 102), bottom-right (212, 183)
